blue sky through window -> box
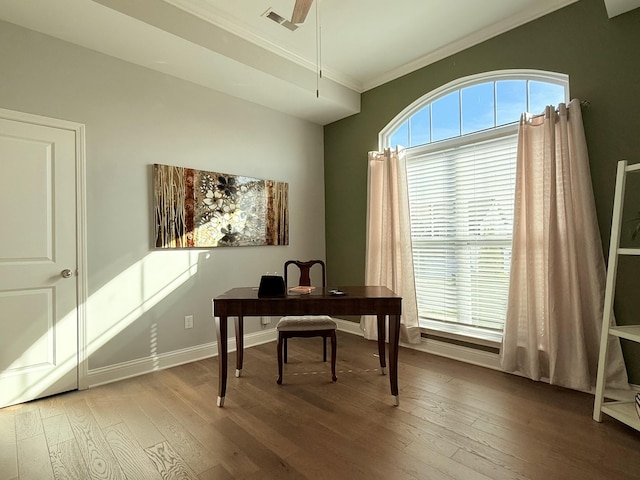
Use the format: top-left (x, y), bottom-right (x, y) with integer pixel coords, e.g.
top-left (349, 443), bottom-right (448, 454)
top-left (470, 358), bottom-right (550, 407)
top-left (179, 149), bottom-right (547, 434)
top-left (432, 91), bottom-right (460, 142)
top-left (496, 80), bottom-right (526, 125)
top-left (410, 106), bottom-right (430, 146)
top-left (388, 77), bottom-right (567, 149)
top-left (462, 83), bottom-right (494, 135)
top-left (529, 81), bottom-right (565, 115)
top-left (390, 120), bottom-right (409, 148)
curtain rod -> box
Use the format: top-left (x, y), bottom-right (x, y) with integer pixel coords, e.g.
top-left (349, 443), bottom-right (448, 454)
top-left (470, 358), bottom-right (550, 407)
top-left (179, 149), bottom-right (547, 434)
top-left (524, 99), bottom-right (590, 121)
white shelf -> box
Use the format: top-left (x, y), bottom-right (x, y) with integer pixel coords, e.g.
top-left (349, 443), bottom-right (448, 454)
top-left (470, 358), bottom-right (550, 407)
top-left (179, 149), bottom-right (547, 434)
top-left (609, 325), bottom-right (640, 342)
top-left (601, 401), bottom-right (640, 432)
top-left (603, 387), bottom-right (637, 402)
top-left (618, 248), bottom-right (640, 256)
top-left (593, 160), bottom-right (640, 433)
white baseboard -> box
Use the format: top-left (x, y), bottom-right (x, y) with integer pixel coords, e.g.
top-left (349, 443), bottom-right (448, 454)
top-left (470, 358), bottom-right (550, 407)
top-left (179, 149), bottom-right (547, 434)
top-left (334, 317), bottom-right (501, 371)
top-left (88, 319), bottom-right (362, 388)
top-left (92, 319), bottom-right (633, 393)
top-left (87, 329), bottom-right (277, 388)
top-left (334, 317), bottom-right (364, 335)
top-left (87, 321), bottom-right (363, 388)
top-left (406, 336), bottom-right (502, 370)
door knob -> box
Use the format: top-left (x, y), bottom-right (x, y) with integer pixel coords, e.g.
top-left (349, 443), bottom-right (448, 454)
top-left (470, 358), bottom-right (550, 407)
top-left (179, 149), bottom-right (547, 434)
top-left (61, 269), bottom-right (73, 278)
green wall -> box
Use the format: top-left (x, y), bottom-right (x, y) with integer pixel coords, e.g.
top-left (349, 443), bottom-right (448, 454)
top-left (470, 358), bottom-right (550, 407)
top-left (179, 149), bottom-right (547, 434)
top-left (324, 0), bottom-right (640, 382)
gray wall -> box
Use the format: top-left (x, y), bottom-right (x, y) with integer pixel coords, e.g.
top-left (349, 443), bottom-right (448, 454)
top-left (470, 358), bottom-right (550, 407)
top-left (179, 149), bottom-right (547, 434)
top-left (324, 0), bottom-right (640, 381)
top-left (0, 20), bottom-right (326, 371)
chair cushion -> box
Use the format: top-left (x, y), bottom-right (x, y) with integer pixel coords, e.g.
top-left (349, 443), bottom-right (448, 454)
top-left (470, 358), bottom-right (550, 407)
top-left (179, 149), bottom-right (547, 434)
top-left (276, 315), bottom-right (337, 332)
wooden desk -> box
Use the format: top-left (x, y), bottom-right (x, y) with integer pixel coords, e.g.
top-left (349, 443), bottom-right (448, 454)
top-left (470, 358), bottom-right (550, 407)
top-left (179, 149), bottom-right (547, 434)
top-left (212, 286), bottom-right (402, 407)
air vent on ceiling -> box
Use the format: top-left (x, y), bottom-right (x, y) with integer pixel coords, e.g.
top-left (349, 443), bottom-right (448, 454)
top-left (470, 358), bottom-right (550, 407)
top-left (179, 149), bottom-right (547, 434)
top-left (263, 8), bottom-right (298, 31)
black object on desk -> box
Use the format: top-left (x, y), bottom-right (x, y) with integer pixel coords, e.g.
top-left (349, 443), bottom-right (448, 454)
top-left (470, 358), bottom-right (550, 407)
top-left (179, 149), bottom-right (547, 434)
top-left (258, 275), bottom-right (285, 298)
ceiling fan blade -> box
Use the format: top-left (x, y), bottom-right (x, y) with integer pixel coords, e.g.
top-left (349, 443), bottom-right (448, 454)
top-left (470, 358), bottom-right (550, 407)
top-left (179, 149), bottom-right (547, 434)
top-left (291, 0), bottom-right (313, 24)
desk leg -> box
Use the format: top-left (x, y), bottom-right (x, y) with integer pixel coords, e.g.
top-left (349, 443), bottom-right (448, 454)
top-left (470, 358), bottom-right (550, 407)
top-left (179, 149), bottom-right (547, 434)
top-left (234, 316), bottom-right (244, 378)
top-left (376, 314), bottom-right (387, 375)
top-left (389, 314), bottom-right (400, 406)
top-left (215, 315), bottom-right (228, 407)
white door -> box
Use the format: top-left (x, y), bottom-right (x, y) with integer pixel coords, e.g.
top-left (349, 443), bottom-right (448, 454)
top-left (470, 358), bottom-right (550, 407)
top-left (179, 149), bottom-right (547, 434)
top-left (0, 114), bottom-right (79, 408)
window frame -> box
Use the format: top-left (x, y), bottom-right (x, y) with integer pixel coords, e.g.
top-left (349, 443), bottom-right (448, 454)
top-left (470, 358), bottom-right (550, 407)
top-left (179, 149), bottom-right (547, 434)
top-left (379, 70), bottom-right (569, 346)
top-left (380, 69), bottom-right (569, 149)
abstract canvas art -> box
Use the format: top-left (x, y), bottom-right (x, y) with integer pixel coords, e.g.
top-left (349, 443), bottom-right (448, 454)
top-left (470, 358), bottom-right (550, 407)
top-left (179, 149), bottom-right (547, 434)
top-left (153, 163), bottom-right (288, 248)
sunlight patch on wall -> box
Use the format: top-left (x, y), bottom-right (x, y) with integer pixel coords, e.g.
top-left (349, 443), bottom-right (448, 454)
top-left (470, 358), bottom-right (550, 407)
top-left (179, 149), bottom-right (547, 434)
top-left (1, 251), bottom-right (201, 406)
top-left (86, 250), bottom-right (200, 358)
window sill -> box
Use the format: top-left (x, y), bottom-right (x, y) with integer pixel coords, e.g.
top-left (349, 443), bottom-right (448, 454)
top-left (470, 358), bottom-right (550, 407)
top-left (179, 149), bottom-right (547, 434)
top-left (419, 319), bottom-right (502, 350)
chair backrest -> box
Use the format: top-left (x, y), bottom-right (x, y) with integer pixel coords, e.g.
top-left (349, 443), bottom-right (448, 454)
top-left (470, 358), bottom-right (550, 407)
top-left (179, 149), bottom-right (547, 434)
top-left (284, 260), bottom-right (326, 288)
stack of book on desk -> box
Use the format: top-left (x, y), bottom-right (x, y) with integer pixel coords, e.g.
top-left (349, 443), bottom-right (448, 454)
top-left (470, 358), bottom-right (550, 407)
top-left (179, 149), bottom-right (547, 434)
top-left (288, 285), bottom-right (316, 294)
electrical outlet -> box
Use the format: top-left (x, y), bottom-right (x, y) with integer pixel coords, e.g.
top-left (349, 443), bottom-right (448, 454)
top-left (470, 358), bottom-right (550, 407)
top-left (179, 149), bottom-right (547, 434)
top-left (261, 316), bottom-right (271, 325)
top-left (184, 315), bottom-right (194, 329)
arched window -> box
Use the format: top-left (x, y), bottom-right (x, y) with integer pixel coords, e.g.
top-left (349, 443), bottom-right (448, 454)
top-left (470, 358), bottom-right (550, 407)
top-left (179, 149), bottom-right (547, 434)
top-left (382, 70), bottom-right (568, 344)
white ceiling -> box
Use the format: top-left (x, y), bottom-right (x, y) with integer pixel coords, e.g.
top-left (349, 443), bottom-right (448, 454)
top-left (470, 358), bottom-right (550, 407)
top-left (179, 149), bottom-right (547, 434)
top-left (0, 0), bottom-right (637, 124)
top-left (604, 0), bottom-right (640, 16)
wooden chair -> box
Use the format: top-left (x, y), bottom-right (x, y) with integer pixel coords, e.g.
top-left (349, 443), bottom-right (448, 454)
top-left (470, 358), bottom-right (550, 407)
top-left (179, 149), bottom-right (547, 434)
top-left (276, 260), bottom-right (337, 384)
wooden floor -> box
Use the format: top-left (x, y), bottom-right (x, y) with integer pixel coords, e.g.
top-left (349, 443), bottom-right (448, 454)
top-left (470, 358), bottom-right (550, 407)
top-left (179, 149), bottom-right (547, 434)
top-left (2, 332), bottom-right (640, 480)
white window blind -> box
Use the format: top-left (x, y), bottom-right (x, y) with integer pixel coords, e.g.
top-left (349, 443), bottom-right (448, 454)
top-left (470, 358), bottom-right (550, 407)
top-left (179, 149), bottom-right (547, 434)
top-left (405, 132), bottom-right (518, 333)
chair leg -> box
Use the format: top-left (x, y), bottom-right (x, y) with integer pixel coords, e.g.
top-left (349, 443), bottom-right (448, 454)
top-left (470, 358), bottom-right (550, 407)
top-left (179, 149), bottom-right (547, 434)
top-left (323, 336), bottom-right (327, 362)
top-left (277, 333), bottom-right (284, 384)
top-left (330, 331), bottom-right (337, 382)
top-left (284, 337), bottom-right (288, 364)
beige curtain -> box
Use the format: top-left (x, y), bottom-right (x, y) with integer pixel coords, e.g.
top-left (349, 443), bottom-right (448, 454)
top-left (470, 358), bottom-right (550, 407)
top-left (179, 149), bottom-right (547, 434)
top-left (500, 99), bottom-right (628, 392)
top-left (362, 147), bottom-right (421, 344)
